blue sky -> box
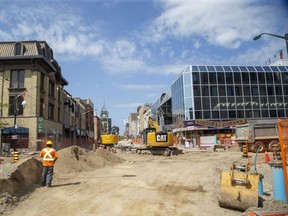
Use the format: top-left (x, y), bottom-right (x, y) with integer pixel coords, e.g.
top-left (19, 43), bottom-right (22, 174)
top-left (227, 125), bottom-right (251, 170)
top-left (0, 0), bottom-right (288, 133)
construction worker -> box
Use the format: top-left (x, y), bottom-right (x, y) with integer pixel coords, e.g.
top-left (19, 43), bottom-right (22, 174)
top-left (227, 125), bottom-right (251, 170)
top-left (39, 140), bottom-right (59, 187)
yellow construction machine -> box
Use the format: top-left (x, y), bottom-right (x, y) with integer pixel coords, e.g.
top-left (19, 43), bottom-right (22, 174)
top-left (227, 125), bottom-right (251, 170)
top-left (218, 162), bottom-right (261, 211)
top-left (101, 126), bottom-right (119, 148)
top-left (143, 117), bottom-right (173, 147)
top-left (138, 117), bottom-right (178, 156)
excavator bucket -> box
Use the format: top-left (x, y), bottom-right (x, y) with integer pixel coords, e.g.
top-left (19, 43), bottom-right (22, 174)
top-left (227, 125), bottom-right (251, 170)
top-left (218, 163), bottom-right (260, 211)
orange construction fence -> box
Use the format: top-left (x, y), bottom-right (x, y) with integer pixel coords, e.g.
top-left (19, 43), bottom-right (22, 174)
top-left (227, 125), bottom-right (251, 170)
top-left (277, 118), bottom-right (288, 202)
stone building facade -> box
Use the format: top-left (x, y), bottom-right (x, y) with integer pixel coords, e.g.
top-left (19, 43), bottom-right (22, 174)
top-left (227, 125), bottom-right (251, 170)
top-left (0, 40), bottom-right (94, 151)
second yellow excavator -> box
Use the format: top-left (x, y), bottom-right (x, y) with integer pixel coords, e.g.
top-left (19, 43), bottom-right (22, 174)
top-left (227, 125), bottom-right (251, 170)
top-left (101, 126), bottom-right (119, 148)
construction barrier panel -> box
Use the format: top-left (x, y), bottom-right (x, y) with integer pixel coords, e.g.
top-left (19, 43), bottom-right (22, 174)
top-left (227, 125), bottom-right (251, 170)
top-left (277, 118), bottom-right (288, 202)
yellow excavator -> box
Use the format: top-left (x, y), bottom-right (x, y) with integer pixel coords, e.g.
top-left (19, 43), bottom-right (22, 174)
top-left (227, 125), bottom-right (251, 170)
top-left (138, 117), bottom-right (178, 156)
top-left (101, 126), bottom-right (119, 148)
top-left (143, 117), bottom-right (173, 147)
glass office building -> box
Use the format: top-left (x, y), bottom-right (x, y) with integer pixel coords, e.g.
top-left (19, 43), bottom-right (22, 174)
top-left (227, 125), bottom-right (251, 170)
top-left (171, 64), bottom-right (288, 125)
top-left (151, 93), bottom-right (172, 131)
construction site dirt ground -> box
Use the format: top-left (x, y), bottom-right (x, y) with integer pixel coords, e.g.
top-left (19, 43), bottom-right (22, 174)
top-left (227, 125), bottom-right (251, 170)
top-left (0, 142), bottom-right (288, 216)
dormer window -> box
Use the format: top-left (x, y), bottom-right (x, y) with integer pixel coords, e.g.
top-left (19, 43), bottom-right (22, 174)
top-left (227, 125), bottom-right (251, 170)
top-left (14, 42), bottom-right (23, 56)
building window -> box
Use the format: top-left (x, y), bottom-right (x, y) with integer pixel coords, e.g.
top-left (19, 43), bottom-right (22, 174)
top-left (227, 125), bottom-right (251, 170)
top-left (48, 80), bottom-right (55, 97)
top-left (217, 73), bottom-right (225, 84)
top-left (266, 73), bottom-right (273, 84)
top-left (194, 97), bottom-right (202, 110)
top-left (262, 110), bottom-right (269, 117)
top-left (209, 73), bottom-right (217, 84)
top-left (210, 86), bottom-right (218, 96)
top-left (235, 86), bottom-right (242, 96)
top-left (192, 73), bottom-right (200, 84)
top-left (226, 72), bottom-right (233, 83)
top-left (10, 70), bottom-right (25, 89)
top-left (270, 110), bottom-right (277, 117)
top-left (193, 86), bottom-right (200, 96)
top-left (244, 86), bottom-right (251, 96)
top-left (220, 111), bottom-right (227, 118)
top-left (14, 42), bottom-right (23, 55)
top-left (195, 111), bottom-right (202, 119)
top-left (237, 110), bottom-right (244, 118)
top-left (227, 86), bottom-right (234, 96)
top-left (275, 86), bottom-right (282, 96)
top-left (241, 72), bottom-right (249, 84)
top-left (267, 86), bottom-right (274, 95)
top-left (252, 86), bottom-right (259, 96)
top-left (9, 96), bottom-right (24, 116)
top-left (234, 73), bottom-right (241, 84)
top-left (200, 72), bottom-right (209, 84)
top-left (212, 111), bottom-right (219, 118)
top-left (40, 73), bottom-right (45, 92)
top-left (250, 72), bottom-right (258, 84)
top-left (48, 103), bottom-right (54, 120)
top-left (219, 86), bottom-right (226, 96)
top-left (258, 73), bottom-right (266, 83)
top-left (203, 111), bottom-right (211, 119)
top-left (202, 86), bottom-right (209, 96)
top-left (229, 111), bottom-right (236, 118)
top-left (202, 98), bottom-right (210, 109)
top-left (259, 86), bottom-right (267, 95)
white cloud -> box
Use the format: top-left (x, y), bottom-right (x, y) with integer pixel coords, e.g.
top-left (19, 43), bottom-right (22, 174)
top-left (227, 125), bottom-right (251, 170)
top-left (147, 0), bottom-right (284, 48)
top-left (181, 50), bottom-right (188, 58)
top-left (193, 40), bottom-right (201, 49)
top-left (0, 3), bottom-right (104, 59)
top-left (228, 42), bottom-right (285, 65)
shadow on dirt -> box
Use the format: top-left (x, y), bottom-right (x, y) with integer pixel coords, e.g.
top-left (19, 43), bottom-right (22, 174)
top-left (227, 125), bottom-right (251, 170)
top-left (50, 182), bottom-right (81, 188)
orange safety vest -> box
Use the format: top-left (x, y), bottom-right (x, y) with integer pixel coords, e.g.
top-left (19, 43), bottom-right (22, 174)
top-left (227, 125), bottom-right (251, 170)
top-left (39, 147), bottom-right (59, 167)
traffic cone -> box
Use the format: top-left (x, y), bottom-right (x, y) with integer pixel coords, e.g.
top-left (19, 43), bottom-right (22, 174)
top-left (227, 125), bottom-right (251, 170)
top-left (265, 150), bottom-right (270, 163)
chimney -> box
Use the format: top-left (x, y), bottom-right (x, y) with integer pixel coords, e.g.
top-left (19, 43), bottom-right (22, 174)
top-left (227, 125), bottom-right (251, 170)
top-left (280, 50), bottom-right (284, 59)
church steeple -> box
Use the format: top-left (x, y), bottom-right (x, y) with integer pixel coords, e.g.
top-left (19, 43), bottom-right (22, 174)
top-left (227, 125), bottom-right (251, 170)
top-left (101, 104), bottom-right (108, 113)
top-left (100, 103), bottom-right (111, 134)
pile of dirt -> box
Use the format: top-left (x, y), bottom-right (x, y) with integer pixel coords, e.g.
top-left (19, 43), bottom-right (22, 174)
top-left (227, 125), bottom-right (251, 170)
top-left (0, 157), bottom-right (42, 215)
top-left (54, 146), bottom-right (125, 174)
top-left (0, 157), bottom-right (42, 196)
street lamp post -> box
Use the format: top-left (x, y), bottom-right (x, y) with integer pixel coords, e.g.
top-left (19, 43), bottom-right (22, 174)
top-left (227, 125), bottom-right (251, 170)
top-left (253, 32), bottom-right (288, 58)
top-left (13, 91), bottom-right (27, 151)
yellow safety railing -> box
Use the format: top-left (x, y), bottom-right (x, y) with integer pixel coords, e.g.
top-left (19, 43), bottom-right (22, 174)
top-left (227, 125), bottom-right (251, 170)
top-left (277, 118), bottom-right (288, 201)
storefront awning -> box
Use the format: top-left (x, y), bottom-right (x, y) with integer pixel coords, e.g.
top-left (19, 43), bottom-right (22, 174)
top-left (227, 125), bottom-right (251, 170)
top-left (1, 127), bottom-right (29, 134)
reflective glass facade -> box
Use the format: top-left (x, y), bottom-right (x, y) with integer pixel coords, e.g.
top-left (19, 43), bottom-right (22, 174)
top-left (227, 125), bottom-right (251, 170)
top-left (171, 65), bottom-right (288, 124)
